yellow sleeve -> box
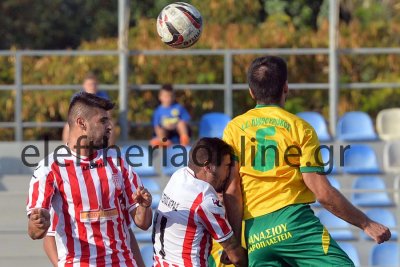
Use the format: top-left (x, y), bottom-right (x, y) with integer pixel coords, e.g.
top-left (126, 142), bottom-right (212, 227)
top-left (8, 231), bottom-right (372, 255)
top-left (298, 125), bottom-right (324, 173)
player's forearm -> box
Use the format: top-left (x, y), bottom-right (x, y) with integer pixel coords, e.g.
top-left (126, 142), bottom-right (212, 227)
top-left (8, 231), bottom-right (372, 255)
top-left (224, 171), bottom-right (243, 240)
top-left (132, 206), bottom-right (153, 230)
top-left (319, 187), bottom-right (369, 230)
top-left (43, 236), bottom-right (58, 266)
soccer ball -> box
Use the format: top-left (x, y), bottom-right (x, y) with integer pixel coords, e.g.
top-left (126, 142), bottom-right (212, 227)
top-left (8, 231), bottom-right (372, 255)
top-left (157, 2), bottom-right (203, 49)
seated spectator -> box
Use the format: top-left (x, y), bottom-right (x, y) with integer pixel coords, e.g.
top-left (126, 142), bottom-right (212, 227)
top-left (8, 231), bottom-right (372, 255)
top-left (62, 73), bottom-right (116, 144)
top-left (150, 84), bottom-right (191, 147)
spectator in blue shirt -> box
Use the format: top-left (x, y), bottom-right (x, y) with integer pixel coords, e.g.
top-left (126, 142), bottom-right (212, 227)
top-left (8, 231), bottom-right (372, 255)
top-left (150, 84), bottom-right (191, 147)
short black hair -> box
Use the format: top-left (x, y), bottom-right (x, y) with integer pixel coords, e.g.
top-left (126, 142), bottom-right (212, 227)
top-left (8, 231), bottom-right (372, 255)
top-left (247, 56), bottom-right (287, 104)
top-left (68, 92), bottom-right (114, 126)
top-left (188, 137), bottom-right (233, 170)
top-left (160, 84), bottom-right (173, 92)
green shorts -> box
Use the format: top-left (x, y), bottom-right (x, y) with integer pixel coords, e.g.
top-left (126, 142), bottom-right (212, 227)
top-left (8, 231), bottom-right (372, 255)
top-left (244, 204), bottom-right (354, 267)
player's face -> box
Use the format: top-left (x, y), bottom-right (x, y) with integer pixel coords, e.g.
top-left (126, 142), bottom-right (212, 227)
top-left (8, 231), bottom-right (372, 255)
top-left (211, 154), bottom-right (231, 193)
top-left (83, 78), bottom-right (98, 94)
top-left (159, 90), bottom-right (174, 106)
top-left (85, 108), bottom-right (112, 148)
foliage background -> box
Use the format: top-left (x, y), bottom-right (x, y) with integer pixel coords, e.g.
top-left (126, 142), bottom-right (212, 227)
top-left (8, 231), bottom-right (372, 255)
top-left (0, 0), bottom-right (399, 140)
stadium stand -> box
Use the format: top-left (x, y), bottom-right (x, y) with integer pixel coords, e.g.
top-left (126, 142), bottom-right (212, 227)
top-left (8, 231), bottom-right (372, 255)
top-left (320, 146), bottom-right (339, 174)
top-left (122, 145), bottom-right (158, 177)
top-left (369, 242), bottom-right (399, 266)
top-left (198, 112), bottom-right (231, 138)
top-left (337, 242), bottom-right (361, 266)
top-left (383, 141), bottom-right (400, 173)
top-left (317, 210), bottom-right (355, 241)
top-left (342, 144), bottom-right (381, 174)
top-left (376, 108), bottom-right (400, 141)
top-left (296, 111), bottom-right (331, 142)
top-left (161, 145), bottom-right (191, 176)
top-left (336, 111), bottom-right (377, 141)
top-left (142, 177), bottom-right (161, 209)
top-left (361, 209), bottom-right (397, 240)
top-left (351, 176), bottom-right (393, 207)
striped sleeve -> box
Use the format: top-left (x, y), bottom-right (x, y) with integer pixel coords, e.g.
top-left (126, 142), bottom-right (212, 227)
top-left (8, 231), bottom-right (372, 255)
top-left (196, 195), bottom-right (233, 243)
top-left (26, 160), bottom-right (55, 216)
top-left (46, 207), bottom-right (58, 236)
top-left (121, 157), bottom-right (142, 212)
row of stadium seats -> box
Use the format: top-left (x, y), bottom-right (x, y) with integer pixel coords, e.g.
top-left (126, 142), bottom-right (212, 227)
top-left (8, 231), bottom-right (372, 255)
top-left (338, 242), bottom-right (399, 267)
top-left (316, 208), bottom-right (398, 241)
top-left (312, 176), bottom-right (398, 208)
top-left (137, 241), bottom-right (400, 267)
top-left (297, 108), bottom-right (400, 142)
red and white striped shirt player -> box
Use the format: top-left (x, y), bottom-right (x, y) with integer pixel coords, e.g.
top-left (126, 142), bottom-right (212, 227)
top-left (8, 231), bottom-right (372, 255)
top-left (152, 167), bottom-right (233, 267)
top-left (27, 147), bottom-right (145, 266)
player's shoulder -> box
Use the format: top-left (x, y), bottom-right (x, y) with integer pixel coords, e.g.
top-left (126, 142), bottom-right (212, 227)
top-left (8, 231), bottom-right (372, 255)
top-left (32, 152), bottom-right (57, 177)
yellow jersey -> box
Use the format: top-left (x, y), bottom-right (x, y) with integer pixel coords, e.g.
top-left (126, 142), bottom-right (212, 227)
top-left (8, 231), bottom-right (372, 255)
top-left (223, 105), bottom-right (324, 220)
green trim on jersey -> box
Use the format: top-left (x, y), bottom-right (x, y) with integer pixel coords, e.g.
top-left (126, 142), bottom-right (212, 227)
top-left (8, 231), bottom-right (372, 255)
top-left (255, 104), bottom-right (281, 108)
top-left (300, 166), bottom-right (325, 173)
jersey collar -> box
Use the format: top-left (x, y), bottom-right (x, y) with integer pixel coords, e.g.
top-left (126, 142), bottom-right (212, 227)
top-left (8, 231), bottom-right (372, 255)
top-left (255, 104), bottom-right (280, 108)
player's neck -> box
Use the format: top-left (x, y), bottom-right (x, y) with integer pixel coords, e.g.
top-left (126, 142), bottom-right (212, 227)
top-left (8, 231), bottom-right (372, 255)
top-left (67, 135), bottom-right (96, 157)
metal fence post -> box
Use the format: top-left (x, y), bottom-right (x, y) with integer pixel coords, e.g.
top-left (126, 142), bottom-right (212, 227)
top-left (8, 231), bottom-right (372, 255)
top-left (329, 0), bottom-right (339, 137)
top-left (224, 51), bottom-right (233, 117)
top-left (14, 52), bottom-right (23, 141)
top-left (118, 0), bottom-right (130, 141)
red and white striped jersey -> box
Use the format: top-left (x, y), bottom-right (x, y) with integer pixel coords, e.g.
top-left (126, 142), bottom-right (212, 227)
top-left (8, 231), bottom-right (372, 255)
top-left (27, 147), bottom-right (142, 267)
top-left (152, 167), bottom-right (233, 267)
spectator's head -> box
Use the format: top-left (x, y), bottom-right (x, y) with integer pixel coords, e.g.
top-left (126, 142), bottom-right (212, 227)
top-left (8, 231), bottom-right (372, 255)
top-left (159, 84), bottom-right (175, 107)
top-left (82, 73), bottom-right (98, 94)
top-left (68, 92), bottom-right (114, 148)
top-left (247, 56), bottom-right (288, 105)
top-left (188, 137), bottom-right (233, 193)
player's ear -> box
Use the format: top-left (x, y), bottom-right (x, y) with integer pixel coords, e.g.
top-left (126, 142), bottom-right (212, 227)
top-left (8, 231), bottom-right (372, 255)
top-left (76, 117), bottom-right (86, 131)
top-left (248, 88), bottom-right (255, 100)
top-left (283, 81), bottom-right (289, 94)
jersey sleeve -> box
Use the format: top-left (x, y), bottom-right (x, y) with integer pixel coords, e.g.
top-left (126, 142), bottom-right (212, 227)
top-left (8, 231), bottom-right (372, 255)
top-left (121, 158), bottom-right (144, 213)
top-left (196, 194), bottom-right (233, 243)
top-left (26, 160), bottom-right (55, 216)
top-left (222, 122), bottom-right (240, 163)
top-left (298, 122), bottom-right (324, 173)
top-left (46, 207), bottom-right (58, 237)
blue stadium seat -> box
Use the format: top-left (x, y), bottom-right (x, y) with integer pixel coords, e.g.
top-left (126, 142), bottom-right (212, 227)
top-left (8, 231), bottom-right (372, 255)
top-left (343, 144), bottom-right (381, 174)
top-left (361, 209), bottom-right (397, 240)
top-left (297, 111), bottom-right (331, 142)
top-left (141, 178), bottom-right (161, 208)
top-left (370, 243), bottom-right (399, 266)
top-left (312, 176), bottom-right (341, 208)
top-left (337, 242), bottom-right (360, 266)
top-left (122, 145), bottom-right (158, 177)
top-left (162, 145), bottom-right (191, 176)
top-left (351, 176), bottom-right (393, 207)
top-left (337, 111), bottom-right (377, 141)
top-left (199, 112), bottom-right (231, 138)
top-left (317, 210), bottom-right (355, 240)
top-left (320, 147), bottom-right (339, 174)
top-left (140, 244), bottom-right (154, 267)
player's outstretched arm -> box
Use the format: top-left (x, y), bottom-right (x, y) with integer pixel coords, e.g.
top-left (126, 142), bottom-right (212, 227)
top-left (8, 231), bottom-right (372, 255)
top-left (28, 208), bottom-right (51, 240)
top-left (303, 172), bottom-right (391, 244)
top-left (219, 235), bottom-right (248, 267)
top-left (130, 186), bottom-right (153, 230)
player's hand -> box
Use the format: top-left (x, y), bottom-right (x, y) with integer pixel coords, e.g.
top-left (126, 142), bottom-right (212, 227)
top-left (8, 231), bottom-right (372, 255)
top-left (220, 250), bottom-right (233, 265)
top-left (364, 220), bottom-right (391, 244)
top-left (29, 208), bottom-right (50, 230)
top-left (132, 186), bottom-right (152, 208)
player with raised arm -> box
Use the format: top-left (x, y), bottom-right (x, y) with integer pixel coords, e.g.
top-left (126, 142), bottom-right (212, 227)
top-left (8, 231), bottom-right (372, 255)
top-left (27, 92), bottom-right (152, 266)
top-left (223, 56), bottom-right (391, 266)
top-left (152, 138), bottom-right (247, 267)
